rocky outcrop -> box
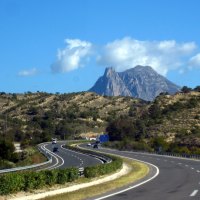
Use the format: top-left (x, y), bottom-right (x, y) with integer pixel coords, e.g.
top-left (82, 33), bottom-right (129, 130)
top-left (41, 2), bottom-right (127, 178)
top-left (89, 65), bottom-right (180, 101)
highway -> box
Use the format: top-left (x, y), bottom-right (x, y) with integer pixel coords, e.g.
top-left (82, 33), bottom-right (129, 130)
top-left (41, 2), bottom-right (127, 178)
top-left (80, 145), bottom-right (200, 200)
top-left (38, 141), bottom-right (103, 170)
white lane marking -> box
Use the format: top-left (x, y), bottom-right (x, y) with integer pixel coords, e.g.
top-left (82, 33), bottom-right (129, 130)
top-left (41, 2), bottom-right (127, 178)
top-left (197, 170), bottom-right (200, 173)
top-left (63, 146), bottom-right (104, 164)
top-left (191, 167), bottom-right (194, 170)
top-left (39, 144), bottom-right (59, 170)
top-left (178, 163), bottom-right (182, 165)
top-left (185, 165), bottom-right (189, 167)
top-left (42, 144), bottom-right (65, 170)
top-left (93, 156), bottom-right (159, 200)
top-left (190, 190), bottom-right (198, 197)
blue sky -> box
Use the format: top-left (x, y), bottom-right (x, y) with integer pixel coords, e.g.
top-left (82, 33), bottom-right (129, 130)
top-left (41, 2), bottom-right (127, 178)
top-left (0, 0), bottom-right (200, 93)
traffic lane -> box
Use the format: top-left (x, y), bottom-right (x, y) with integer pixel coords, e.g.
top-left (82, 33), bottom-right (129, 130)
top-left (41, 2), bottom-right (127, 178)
top-left (59, 146), bottom-right (103, 169)
top-left (91, 148), bottom-right (200, 200)
top-left (38, 143), bottom-right (64, 170)
top-left (45, 143), bottom-right (82, 168)
top-left (46, 142), bottom-right (102, 169)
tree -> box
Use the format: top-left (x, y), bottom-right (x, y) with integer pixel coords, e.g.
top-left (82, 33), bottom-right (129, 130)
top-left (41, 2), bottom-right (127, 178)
top-left (194, 86), bottom-right (200, 92)
top-left (0, 139), bottom-right (15, 160)
top-left (181, 86), bottom-right (192, 93)
top-left (148, 103), bottom-right (161, 119)
top-left (27, 106), bottom-right (39, 115)
top-left (151, 137), bottom-right (169, 152)
top-left (106, 118), bottom-right (135, 141)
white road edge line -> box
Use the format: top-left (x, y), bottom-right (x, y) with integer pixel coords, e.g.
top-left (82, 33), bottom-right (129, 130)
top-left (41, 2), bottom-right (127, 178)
top-left (41, 143), bottom-right (65, 170)
top-left (38, 144), bottom-right (59, 170)
top-left (93, 156), bottom-right (159, 200)
top-left (62, 145), bottom-right (104, 164)
top-left (190, 190), bottom-right (198, 197)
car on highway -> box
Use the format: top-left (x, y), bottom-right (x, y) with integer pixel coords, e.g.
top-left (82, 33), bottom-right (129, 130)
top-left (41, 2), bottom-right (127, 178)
top-left (93, 144), bottom-right (98, 148)
top-left (87, 143), bottom-right (92, 147)
top-left (52, 138), bottom-right (57, 144)
top-left (53, 146), bottom-right (59, 152)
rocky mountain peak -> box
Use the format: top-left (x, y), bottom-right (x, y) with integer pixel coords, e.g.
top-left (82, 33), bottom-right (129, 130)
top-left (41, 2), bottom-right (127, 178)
top-left (89, 65), bottom-right (180, 101)
top-left (104, 67), bottom-right (116, 77)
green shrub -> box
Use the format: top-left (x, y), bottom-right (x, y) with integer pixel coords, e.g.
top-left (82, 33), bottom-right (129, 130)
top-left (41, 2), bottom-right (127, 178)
top-left (44, 170), bottom-right (58, 186)
top-left (56, 168), bottom-right (78, 184)
top-left (84, 156), bottom-right (122, 178)
top-left (0, 167), bottom-right (79, 195)
top-left (0, 173), bottom-right (25, 195)
top-left (67, 168), bottom-right (79, 181)
top-left (24, 172), bottom-right (40, 190)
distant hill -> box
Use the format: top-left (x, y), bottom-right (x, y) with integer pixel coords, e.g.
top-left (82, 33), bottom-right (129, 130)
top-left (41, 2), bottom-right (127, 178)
top-left (89, 65), bottom-right (180, 101)
top-left (0, 92), bottom-right (145, 146)
top-left (0, 89), bottom-right (200, 148)
top-left (106, 90), bottom-right (200, 148)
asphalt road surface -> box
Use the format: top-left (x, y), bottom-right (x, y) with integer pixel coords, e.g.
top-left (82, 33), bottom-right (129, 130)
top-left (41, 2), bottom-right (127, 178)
top-left (81, 145), bottom-right (200, 200)
top-left (38, 141), bottom-right (102, 170)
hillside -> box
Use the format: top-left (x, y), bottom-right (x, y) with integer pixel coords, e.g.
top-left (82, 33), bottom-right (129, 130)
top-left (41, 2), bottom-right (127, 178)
top-left (106, 89), bottom-right (200, 151)
top-left (0, 89), bottom-right (200, 149)
top-left (0, 92), bottom-right (145, 146)
top-left (147, 91), bottom-right (200, 146)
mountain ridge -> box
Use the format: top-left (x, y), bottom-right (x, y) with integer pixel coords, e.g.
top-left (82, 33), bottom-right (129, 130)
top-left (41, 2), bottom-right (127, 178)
top-left (89, 65), bottom-right (180, 101)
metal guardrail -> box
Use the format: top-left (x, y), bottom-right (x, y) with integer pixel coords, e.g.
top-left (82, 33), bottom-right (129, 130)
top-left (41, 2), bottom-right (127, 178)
top-left (64, 145), bottom-right (112, 164)
top-left (0, 145), bottom-right (52, 174)
top-left (130, 150), bottom-right (200, 160)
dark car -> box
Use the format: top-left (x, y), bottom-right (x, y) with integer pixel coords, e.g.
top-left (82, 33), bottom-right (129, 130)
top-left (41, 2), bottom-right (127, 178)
top-left (53, 146), bottom-right (59, 152)
top-left (93, 144), bottom-right (98, 148)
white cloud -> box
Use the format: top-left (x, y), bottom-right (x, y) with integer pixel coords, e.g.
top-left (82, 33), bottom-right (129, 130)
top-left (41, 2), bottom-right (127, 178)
top-left (97, 37), bottom-right (197, 76)
top-left (51, 39), bottom-right (92, 73)
top-left (189, 53), bottom-right (200, 68)
top-left (18, 68), bottom-right (37, 76)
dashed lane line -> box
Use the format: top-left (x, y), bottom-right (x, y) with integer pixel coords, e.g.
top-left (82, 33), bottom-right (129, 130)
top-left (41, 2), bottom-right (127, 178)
top-left (190, 190), bottom-right (198, 197)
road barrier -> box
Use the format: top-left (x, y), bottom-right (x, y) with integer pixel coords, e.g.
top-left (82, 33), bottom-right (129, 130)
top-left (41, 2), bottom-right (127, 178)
top-left (64, 145), bottom-right (112, 164)
top-left (129, 150), bottom-right (200, 160)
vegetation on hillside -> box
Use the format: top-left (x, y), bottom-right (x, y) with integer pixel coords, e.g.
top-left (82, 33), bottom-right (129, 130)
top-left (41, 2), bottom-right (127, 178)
top-left (106, 87), bottom-right (200, 154)
top-left (0, 86), bottom-right (200, 165)
top-left (0, 91), bottom-right (143, 166)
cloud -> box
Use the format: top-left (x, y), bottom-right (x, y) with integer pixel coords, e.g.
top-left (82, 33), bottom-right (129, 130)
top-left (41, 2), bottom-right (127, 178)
top-left (51, 39), bottom-right (92, 73)
top-left (97, 37), bottom-right (197, 76)
top-left (189, 53), bottom-right (200, 68)
top-left (18, 68), bottom-right (37, 76)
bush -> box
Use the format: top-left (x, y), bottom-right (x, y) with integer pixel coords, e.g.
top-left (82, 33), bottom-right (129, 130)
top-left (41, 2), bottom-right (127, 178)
top-left (44, 170), bottom-right (58, 186)
top-left (0, 173), bottom-right (25, 195)
top-left (84, 156), bottom-right (122, 178)
top-left (0, 167), bottom-right (79, 195)
top-left (56, 168), bottom-right (77, 184)
top-left (24, 172), bottom-right (42, 190)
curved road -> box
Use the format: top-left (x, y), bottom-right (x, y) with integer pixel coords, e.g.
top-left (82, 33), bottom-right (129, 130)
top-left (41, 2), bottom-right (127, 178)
top-left (81, 145), bottom-right (200, 200)
top-left (38, 141), bottom-right (102, 170)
